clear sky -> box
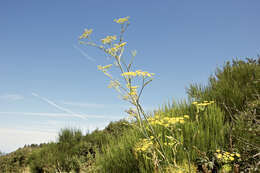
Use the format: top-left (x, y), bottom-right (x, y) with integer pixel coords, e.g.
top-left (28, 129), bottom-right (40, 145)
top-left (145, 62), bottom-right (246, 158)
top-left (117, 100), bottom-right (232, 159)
top-left (0, 0), bottom-right (259, 153)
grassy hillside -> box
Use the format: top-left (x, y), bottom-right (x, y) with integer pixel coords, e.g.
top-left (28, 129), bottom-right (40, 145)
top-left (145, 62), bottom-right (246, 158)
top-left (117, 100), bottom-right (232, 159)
top-left (0, 58), bottom-right (259, 173)
top-left (0, 144), bottom-right (41, 173)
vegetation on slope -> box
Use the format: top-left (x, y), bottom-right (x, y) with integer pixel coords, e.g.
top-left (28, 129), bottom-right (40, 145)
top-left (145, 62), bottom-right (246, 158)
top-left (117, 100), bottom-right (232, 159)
top-left (0, 58), bottom-right (259, 173)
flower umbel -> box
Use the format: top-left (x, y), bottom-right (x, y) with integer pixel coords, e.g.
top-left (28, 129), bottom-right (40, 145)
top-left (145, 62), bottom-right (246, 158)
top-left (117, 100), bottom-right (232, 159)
top-left (214, 150), bottom-right (241, 164)
top-left (79, 29), bottom-right (93, 39)
top-left (101, 35), bottom-right (117, 44)
top-left (107, 42), bottom-right (127, 56)
top-left (114, 16), bottom-right (130, 24)
top-left (121, 70), bottom-right (155, 78)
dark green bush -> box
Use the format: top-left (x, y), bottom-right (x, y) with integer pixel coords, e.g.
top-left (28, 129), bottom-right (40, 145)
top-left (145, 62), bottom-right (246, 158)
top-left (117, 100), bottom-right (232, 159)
top-left (0, 148), bottom-right (31, 173)
top-left (95, 128), bottom-right (143, 173)
top-left (186, 57), bottom-right (260, 171)
top-left (84, 119), bottom-right (130, 150)
top-left (29, 128), bottom-right (94, 173)
top-left (29, 143), bottom-right (58, 173)
top-left (232, 98), bottom-right (260, 172)
top-left (187, 57), bottom-right (260, 119)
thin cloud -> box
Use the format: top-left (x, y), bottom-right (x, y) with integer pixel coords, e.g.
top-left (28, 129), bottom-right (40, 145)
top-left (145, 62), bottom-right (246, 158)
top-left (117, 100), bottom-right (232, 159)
top-left (32, 93), bottom-right (87, 120)
top-left (60, 101), bottom-right (105, 108)
top-left (0, 94), bottom-right (23, 101)
top-left (60, 100), bottom-right (131, 110)
top-left (0, 127), bottom-right (57, 153)
top-left (0, 111), bottom-right (118, 119)
top-left (0, 120), bottom-right (112, 153)
top-left (0, 112), bottom-right (75, 118)
top-left (73, 44), bottom-right (95, 62)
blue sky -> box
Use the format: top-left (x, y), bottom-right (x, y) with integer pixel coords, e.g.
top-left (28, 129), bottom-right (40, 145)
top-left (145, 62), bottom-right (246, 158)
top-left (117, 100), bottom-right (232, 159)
top-left (0, 0), bottom-right (259, 153)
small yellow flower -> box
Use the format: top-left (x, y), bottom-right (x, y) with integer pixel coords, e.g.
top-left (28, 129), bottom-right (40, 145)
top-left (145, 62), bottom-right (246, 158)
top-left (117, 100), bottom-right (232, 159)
top-left (114, 16), bottom-right (130, 24)
top-left (119, 42), bottom-right (127, 47)
top-left (216, 149), bottom-right (221, 153)
top-left (229, 157), bottom-right (234, 161)
top-left (168, 142), bottom-right (175, 147)
top-left (107, 42), bottom-right (127, 55)
top-left (79, 29), bottom-right (93, 39)
top-left (179, 119), bottom-right (185, 124)
top-left (223, 156), bottom-right (228, 161)
top-left (216, 154), bottom-right (222, 159)
top-left (121, 71), bottom-right (137, 77)
top-left (225, 152), bottom-right (230, 155)
top-left (197, 103), bottom-right (208, 106)
top-left (135, 70), bottom-right (154, 78)
top-left (97, 65), bottom-right (103, 70)
top-left (131, 86), bottom-right (138, 89)
top-left (184, 115), bottom-right (189, 119)
top-left (103, 64), bottom-right (113, 69)
top-left (235, 153), bottom-right (240, 157)
top-left (192, 101), bottom-right (198, 105)
top-left (134, 138), bottom-right (153, 153)
top-left (127, 84), bottom-right (139, 90)
top-left (101, 35), bottom-right (116, 44)
top-left (97, 64), bottom-right (113, 70)
top-left (129, 90), bottom-right (137, 96)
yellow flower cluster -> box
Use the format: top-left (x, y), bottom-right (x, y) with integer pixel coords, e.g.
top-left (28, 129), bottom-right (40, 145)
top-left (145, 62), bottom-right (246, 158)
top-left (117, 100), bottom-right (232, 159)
top-left (127, 85), bottom-right (138, 90)
top-left (215, 150), bottom-right (241, 163)
top-left (134, 136), bottom-right (154, 153)
top-left (129, 90), bottom-right (137, 96)
top-left (97, 64), bottom-right (113, 71)
top-left (97, 64), bottom-right (113, 78)
top-left (108, 80), bottom-right (120, 89)
top-left (114, 16), bottom-right (130, 24)
top-left (121, 70), bottom-right (155, 78)
top-left (164, 136), bottom-right (177, 147)
top-left (79, 29), bottom-right (93, 39)
top-left (193, 100), bottom-right (215, 121)
top-left (106, 42), bottom-right (127, 56)
top-left (136, 70), bottom-right (155, 77)
top-left (192, 100), bottom-right (215, 106)
top-left (125, 108), bottom-right (138, 118)
top-left (148, 115), bottom-right (189, 127)
top-left (129, 86), bottom-right (138, 96)
top-left (101, 35), bottom-right (116, 44)
top-left (121, 84), bottom-right (139, 99)
top-left (121, 71), bottom-right (137, 77)
top-left (164, 142), bottom-right (176, 147)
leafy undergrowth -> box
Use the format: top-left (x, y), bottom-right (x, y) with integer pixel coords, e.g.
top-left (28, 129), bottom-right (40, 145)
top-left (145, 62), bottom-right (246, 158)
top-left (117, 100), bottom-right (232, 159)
top-left (0, 58), bottom-right (259, 173)
top-left (0, 144), bottom-right (40, 173)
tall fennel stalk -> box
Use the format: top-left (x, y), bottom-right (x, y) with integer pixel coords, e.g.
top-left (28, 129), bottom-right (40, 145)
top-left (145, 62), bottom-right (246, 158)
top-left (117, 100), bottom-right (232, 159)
top-left (78, 16), bottom-right (169, 168)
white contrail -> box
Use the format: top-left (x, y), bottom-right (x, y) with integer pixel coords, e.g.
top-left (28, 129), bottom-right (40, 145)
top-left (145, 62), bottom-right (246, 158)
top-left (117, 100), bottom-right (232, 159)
top-left (31, 92), bottom-right (87, 120)
top-left (73, 44), bottom-right (95, 62)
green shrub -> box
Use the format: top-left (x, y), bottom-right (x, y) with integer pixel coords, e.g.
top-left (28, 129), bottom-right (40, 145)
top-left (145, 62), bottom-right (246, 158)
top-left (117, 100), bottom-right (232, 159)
top-left (84, 119), bottom-right (130, 150)
top-left (29, 143), bottom-right (58, 173)
top-left (153, 101), bottom-right (228, 163)
top-left (29, 128), bottom-right (94, 173)
top-left (232, 98), bottom-right (260, 172)
top-left (95, 128), bottom-right (144, 173)
top-left (187, 57), bottom-right (260, 119)
top-left (0, 148), bottom-right (31, 173)
top-left (186, 57), bottom-right (260, 171)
